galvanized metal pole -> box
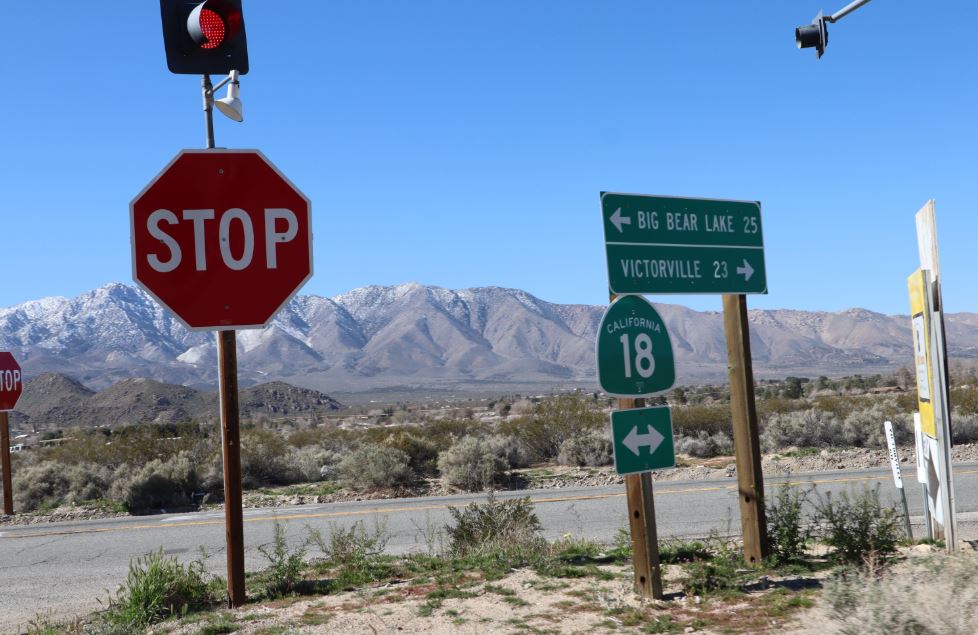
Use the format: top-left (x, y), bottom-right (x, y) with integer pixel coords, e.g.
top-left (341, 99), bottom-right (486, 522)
top-left (722, 294), bottom-right (769, 564)
top-left (203, 75), bottom-right (246, 606)
top-left (0, 412), bottom-right (12, 515)
top-left (202, 74), bottom-right (216, 150)
top-left (899, 485), bottom-right (913, 541)
top-left (922, 484), bottom-right (933, 541)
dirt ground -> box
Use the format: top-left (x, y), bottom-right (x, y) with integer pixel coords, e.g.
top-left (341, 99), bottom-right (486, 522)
top-left (151, 563), bottom-right (827, 635)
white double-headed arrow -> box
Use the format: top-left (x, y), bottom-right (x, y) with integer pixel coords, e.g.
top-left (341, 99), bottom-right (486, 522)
top-left (623, 425), bottom-right (665, 456)
top-left (736, 259), bottom-right (754, 282)
top-left (610, 207), bottom-right (632, 233)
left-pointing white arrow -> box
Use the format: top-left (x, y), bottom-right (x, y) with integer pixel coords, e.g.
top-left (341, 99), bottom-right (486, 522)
top-left (610, 208), bottom-right (632, 233)
top-left (735, 259), bottom-right (754, 282)
top-left (623, 425), bottom-right (665, 456)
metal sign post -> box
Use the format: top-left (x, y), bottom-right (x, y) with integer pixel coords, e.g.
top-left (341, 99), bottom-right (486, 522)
top-left (884, 421), bottom-right (913, 540)
top-left (913, 413), bottom-right (933, 540)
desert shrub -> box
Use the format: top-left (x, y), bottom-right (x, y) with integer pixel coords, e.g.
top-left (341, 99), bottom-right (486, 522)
top-left (308, 520), bottom-right (394, 587)
top-left (951, 385), bottom-right (978, 415)
top-left (839, 406), bottom-right (912, 448)
top-left (671, 404), bottom-right (730, 436)
top-left (438, 436), bottom-right (508, 492)
top-left (509, 398), bottom-right (536, 415)
top-left (286, 425), bottom-right (353, 450)
top-left (14, 461), bottom-right (110, 511)
top-left (115, 452), bottom-right (199, 513)
top-left (952, 413), bottom-right (978, 444)
top-left (814, 486), bottom-right (900, 565)
top-left (766, 483), bottom-right (811, 565)
top-left (659, 539), bottom-right (711, 564)
top-left (11, 462), bottom-right (65, 512)
top-left (256, 521), bottom-right (306, 598)
top-left (755, 397), bottom-right (808, 419)
top-left (557, 430), bottom-right (612, 467)
top-left (240, 427), bottom-right (298, 487)
top-left (487, 434), bottom-right (531, 469)
top-left (499, 395), bottom-right (604, 461)
top-left (761, 408), bottom-right (845, 450)
top-left (42, 422), bottom-right (212, 472)
top-left (675, 431), bottom-right (733, 458)
top-left (384, 432), bottom-right (440, 476)
top-left (335, 444), bottom-right (414, 491)
top-left (812, 395), bottom-right (858, 420)
top-left (288, 445), bottom-right (331, 483)
top-left (824, 553), bottom-right (978, 635)
top-left (682, 539), bottom-right (743, 596)
top-left (445, 494), bottom-right (542, 556)
top-left (100, 549), bottom-right (212, 629)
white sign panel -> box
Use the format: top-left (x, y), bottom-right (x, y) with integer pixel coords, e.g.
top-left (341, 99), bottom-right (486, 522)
top-left (914, 413), bottom-right (928, 484)
top-left (884, 421), bottom-right (903, 490)
top-left (911, 314), bottom-right (931, 402)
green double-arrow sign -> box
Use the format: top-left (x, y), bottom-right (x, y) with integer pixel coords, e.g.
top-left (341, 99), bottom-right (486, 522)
top-left (610, 406), bottom-right (676, 475)
top-left (601, 192), bottom-right (767, 295)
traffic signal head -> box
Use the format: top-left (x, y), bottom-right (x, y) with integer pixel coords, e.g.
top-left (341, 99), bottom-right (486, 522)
top-left (160, 0), bottom-right (249, 75)
top-left (795, 11), bottom-right (829, 58)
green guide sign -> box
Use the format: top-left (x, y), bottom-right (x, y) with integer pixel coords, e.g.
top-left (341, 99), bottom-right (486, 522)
top-left (601, 192), bottom-right (767, 295)
top-left (596, 294), bottom-right (675, 397)
top-left (610, 406), bottom-right (676, 476)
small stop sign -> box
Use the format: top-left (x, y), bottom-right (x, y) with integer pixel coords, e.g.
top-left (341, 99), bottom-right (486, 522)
top-left (0, 353), bottom-right (23, 411)
top-left (130, 150), bottom-right (312, 330)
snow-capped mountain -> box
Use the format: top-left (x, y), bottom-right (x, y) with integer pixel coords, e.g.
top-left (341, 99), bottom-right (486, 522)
top-left (1, 282), bottom-right (976, 395)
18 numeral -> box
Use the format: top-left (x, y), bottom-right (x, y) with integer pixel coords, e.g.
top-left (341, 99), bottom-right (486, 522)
top-left (620, 333), bottom-right (655, 379)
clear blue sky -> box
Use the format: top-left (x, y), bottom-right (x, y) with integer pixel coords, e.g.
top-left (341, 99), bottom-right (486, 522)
top-left (1, 1), bottom-right (976, 315)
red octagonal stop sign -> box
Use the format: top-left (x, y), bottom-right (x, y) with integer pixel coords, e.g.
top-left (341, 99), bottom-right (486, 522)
top-left (131, 150), bottom-right (312, 330)
top-left (0, 352), bottom-right (23, 411)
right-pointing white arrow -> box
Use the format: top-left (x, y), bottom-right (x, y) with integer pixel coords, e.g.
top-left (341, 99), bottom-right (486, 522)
top-left (736, 259), bottom-right (754, 282)
top-left (610, 207), bottom-right (632, 233)
top-left (623, 425), bottom-right (665, 456)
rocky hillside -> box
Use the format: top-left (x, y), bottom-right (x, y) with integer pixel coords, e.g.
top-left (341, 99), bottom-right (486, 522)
top-left (11, 373), bottom-right (342, 430)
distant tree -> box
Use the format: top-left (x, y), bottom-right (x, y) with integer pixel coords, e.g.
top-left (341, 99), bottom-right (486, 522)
top-left (671, 387), bottom-right (688, 405)
top-left (783, 377), bottom-right (804, 399)
top-left (895, 367), bottom-right (912, 390)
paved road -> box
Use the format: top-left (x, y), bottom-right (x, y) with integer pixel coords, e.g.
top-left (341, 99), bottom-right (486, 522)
top-left (4, 463), bottom-right (978, 631)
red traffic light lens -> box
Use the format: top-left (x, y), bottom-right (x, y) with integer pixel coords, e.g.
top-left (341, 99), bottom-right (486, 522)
top-left (197, 8), bottom-right (226, 49)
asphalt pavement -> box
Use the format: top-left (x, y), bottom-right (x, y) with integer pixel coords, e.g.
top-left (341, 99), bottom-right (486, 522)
top-left (4, 463), bottom-right (978, 631)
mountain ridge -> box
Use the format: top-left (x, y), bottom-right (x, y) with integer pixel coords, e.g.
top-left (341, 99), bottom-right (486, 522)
top-left (1, 282), bottom-right (975, 395)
